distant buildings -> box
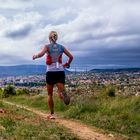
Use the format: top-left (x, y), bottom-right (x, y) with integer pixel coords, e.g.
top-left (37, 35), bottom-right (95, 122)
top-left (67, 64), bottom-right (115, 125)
top-left (0, 71), bottom-right (140, 96)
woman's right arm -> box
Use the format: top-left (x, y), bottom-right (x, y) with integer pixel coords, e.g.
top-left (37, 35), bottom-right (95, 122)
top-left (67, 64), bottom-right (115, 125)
top-left (33, 45), bottom-right (48, 60)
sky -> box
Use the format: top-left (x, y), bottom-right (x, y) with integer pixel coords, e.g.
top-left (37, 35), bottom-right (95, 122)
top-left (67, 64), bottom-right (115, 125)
top-left (0, 0), bottom-right (140, 70)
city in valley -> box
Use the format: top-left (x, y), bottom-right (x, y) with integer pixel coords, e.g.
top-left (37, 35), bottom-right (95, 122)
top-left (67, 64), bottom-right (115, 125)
top-left (0, 70), bottom-right (140, 96)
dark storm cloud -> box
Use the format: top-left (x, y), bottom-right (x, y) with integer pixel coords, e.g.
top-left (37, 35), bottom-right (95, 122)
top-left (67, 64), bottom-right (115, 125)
top-left (72, 41), bottom-right (140, 68)
top-left (5, 25), bottom-right (32, 39)
top-left (69, 24), bottom-right (140, 46)
top-left (0, 54), bottom-right (32, 65)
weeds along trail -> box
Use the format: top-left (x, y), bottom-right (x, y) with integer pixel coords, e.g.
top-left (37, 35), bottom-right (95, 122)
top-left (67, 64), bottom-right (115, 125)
top-left (1, 100), bottom-right (115, 140)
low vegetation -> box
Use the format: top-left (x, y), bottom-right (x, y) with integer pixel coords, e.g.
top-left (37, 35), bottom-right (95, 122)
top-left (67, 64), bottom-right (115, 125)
top-left (1, 85), bottom-right (140, 140)
top-left (0, 101), bottom-right (79, 140)
top-left (0, 85), bottom-right (30, 98)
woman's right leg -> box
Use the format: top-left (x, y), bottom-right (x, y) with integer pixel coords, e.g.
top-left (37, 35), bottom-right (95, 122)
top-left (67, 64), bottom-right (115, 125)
top-left (47, 84), bottom-right (54, 114)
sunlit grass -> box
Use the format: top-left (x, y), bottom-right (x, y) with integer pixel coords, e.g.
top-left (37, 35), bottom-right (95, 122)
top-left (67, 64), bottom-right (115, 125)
top-left (64, 95), bottom-right (140, 139)
top-left (0, 101), bottom-right (79, 140)
top-left (3, 89), bottom-right (140, 140)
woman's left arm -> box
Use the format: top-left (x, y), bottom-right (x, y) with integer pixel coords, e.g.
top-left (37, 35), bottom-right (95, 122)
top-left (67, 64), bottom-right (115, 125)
top-left (63, 47), bottom-right (73, 65)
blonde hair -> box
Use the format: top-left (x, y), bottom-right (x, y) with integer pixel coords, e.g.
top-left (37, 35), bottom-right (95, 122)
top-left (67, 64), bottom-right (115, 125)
top-left (49, 31), bottom-right (58, 42)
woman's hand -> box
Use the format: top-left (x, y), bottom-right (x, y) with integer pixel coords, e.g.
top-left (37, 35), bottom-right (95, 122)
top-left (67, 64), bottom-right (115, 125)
top-left (63, 62), bottom-right (70, 68)
top-left (32, 55), bottom-right (38, 60)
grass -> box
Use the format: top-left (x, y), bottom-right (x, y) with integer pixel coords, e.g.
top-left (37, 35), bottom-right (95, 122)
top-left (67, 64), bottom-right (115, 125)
top-left (3, 90), bottom-right (140, 140)
top-left (5, 94), bottom-right (69, 113)
top-left (64, 94), bottom-right (140, 139)
top-left (0, 100), bottom-right (79, 140)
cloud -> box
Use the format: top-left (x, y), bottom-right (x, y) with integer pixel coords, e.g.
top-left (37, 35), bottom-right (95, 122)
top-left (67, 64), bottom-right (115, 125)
top-left (0, 0), bottom-right (140, 68)
top-left (5, 24), bottom-right (32, 39)
top-left (0, 0), bottom-right (33, 10)
top-left (0, 11), bottom-right (43, 39)
top-left (0, 54), bottom-right (31, 66)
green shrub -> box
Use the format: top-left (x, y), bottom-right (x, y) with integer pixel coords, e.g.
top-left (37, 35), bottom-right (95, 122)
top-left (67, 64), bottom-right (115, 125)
top-left (100, 85), bottom-right (116, 97)
top-left (106, 86), bottom-right (116, 97)
top-left (3, 85), bottom-right (16, 97)
top-left (0, 92), bottom-right (4, 98)
top-left (0, 88), bottom-right (4, 98)
top-left (0, 87), bottom-right (2, 92)
top-left (16, 89), bottom-right (29, 96)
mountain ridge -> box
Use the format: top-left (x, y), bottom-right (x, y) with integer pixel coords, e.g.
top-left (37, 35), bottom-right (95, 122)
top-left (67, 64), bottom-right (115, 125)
top-left (90, 68), bottom-right (140, 73)
top-left (0, 65), bottom-right (139, 77)
top-left (0, 65), bottom-right (72, 77)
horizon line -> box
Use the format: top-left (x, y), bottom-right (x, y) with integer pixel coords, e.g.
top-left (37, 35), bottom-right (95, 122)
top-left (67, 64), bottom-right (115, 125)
top-left (0, 64), bottom-right (140, 70)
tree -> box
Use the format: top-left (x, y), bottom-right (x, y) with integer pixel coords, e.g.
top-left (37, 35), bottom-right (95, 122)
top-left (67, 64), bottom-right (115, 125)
top-left (3, 85), bottom-right (16, 97)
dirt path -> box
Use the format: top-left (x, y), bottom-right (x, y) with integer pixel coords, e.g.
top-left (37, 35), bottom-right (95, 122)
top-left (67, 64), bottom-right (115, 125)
top-left (1, 100), bottom-right (115, 140)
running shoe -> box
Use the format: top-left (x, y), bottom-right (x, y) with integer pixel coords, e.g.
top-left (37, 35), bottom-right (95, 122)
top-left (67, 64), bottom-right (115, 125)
top-left (62, 91), bottom-right (70, 105)
top-left (46, 114), bottom-right (55, 119)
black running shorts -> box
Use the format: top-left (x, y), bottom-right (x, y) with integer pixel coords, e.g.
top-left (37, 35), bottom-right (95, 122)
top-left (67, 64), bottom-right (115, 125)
top-left (46, 71), bottom-right (65, 85)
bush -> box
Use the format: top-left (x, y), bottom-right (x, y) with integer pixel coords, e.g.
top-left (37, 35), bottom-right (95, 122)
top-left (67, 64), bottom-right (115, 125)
top-left (3, 85), bottom-right (16, 97)
top-left (16, 88), bottom-right (30, 96)
top-left (0, 88), bottom-right (2, 92)
top-left (0, 88), bottom-right (3, 98)
top-left (106, 86), bottom-right (116, 97)
top-left (100, 85), bottom-right (116, 97)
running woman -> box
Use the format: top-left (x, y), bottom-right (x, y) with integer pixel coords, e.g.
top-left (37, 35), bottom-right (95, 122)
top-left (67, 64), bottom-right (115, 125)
top-left (33, 31), bottom-right (73, 119)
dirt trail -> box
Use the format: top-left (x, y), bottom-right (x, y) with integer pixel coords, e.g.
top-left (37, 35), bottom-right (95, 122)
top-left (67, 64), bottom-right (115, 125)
top-left (2, 100), bottom-right (114, 140)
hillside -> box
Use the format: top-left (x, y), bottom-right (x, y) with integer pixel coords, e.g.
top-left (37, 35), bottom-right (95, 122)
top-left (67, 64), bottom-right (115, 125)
top-left (0, 65), bottom-right (72, 77)
top-left (90, 68), bottom-right (140, 73)
top-left (0, 65), bottom-right (140, 77)
top-left (0, 65), bottom-right (45, 77)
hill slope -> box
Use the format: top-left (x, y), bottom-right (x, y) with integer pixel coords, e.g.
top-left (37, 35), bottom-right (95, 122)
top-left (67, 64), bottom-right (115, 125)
top-left (0, 65), bottom-right (72, 77)
top-left (0, 65), bottom-right (45, 77)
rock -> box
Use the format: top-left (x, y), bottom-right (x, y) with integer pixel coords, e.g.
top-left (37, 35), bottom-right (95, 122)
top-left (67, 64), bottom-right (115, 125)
top-left (0, 125), bottom-right (5, 130)
top-left (0, 109), bottom-right (6, 113)
top-left (108, 133), bottom-right (114, 137)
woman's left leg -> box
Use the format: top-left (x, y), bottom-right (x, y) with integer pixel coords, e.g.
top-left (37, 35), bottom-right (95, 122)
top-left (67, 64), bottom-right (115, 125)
top-left (56, 83), bottom-right (65, 100)
top-left (57, 83), bottom-right (70, 105)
